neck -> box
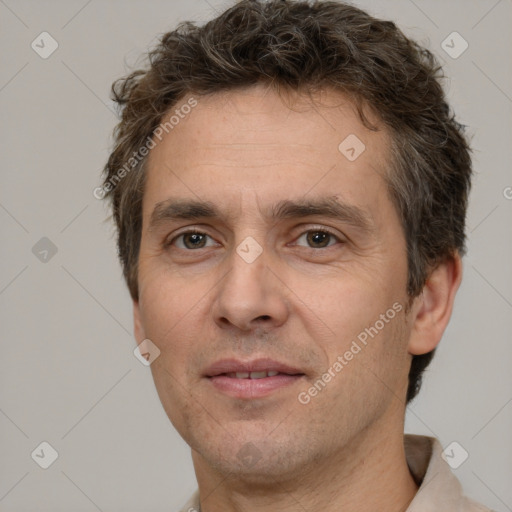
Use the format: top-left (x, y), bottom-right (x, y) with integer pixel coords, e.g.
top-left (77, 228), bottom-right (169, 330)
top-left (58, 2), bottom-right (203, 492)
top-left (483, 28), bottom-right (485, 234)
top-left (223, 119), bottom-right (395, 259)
top-left (192, 411), bottom-right (418, 512)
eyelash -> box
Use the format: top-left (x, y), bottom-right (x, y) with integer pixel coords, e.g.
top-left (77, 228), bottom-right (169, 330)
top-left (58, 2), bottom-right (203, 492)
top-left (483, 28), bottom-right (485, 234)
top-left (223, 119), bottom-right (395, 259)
top-left (166, 229), bottom-right (217, 250)
top-left (165, 227), bottom-right (344, 250)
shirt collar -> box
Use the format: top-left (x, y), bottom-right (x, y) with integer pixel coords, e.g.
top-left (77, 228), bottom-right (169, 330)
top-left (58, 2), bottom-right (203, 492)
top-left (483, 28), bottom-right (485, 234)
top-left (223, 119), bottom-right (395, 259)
top-left (404, 434), bottom-right (489, 511)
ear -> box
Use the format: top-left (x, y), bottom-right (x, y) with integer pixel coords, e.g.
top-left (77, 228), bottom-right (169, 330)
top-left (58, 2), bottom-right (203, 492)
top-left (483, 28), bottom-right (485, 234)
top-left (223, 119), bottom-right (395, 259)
top-left (407, 253), bottom-right (463, 356)
top-left (133, 299), bottom-right (146, 344)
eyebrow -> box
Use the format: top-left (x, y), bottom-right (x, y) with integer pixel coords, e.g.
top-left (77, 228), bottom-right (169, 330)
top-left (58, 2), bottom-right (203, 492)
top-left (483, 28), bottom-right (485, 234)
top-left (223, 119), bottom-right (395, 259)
top-left (149, 196), bottom-right (374, 234)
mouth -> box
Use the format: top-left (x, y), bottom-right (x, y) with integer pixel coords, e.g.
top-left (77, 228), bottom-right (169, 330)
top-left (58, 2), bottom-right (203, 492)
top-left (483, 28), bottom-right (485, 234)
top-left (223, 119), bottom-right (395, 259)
top-left (223, 370), bottom-right (286, 379)
top-left (204, 358), bottom-right (305, 399)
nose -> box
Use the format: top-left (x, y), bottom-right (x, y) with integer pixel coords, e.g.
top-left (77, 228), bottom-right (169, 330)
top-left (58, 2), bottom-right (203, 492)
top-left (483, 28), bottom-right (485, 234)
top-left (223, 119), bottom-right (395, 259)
top-left (212, 245), bottom-right (289, 332)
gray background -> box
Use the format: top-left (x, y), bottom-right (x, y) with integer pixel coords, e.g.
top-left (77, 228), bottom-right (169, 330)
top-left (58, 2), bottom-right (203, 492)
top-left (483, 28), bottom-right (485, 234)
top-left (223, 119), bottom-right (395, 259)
top-left (0, 0), bottom-right (511, 510)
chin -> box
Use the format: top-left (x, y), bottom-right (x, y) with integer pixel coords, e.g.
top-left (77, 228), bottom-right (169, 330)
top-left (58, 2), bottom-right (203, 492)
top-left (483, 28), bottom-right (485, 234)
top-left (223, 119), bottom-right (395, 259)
top-left (194, 431), bottom-right (313, 485)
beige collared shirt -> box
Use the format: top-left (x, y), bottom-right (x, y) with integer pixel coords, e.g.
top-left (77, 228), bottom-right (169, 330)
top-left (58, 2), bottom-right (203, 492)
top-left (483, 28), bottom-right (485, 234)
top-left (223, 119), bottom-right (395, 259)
top-left (179, 434), bottom-right (492, 511)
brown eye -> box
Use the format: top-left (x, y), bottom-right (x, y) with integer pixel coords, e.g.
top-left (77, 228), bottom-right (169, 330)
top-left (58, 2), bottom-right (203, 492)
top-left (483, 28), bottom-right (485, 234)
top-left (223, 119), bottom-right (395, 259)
top-left (296, 230), bottom-right (339, 248)
top-left (183, 233), bottom-right (207, 249)
top-left (171, 232), bottom-right (215, 250)
top-left (306, 231), bottom-right (331, 248)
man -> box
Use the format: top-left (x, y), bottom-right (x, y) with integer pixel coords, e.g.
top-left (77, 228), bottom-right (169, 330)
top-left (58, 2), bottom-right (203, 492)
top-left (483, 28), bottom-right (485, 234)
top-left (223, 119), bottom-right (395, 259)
top-left (102, 1), bottom-right (491, 510)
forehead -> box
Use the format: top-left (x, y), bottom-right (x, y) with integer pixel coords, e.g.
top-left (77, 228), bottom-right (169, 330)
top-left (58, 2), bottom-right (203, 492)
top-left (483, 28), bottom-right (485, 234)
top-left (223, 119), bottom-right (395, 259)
top-left (143, 85), bottom-right (392, 219)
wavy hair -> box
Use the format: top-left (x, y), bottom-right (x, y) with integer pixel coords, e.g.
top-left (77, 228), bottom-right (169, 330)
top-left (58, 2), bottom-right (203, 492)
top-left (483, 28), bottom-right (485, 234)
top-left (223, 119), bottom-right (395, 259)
top-left (102, 0), bottom-right (472, 403)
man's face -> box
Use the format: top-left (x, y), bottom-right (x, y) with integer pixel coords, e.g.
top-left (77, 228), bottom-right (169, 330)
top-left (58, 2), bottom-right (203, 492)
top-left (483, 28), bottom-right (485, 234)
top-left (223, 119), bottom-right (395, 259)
top-left (135, 86), bottom-right (414, 481)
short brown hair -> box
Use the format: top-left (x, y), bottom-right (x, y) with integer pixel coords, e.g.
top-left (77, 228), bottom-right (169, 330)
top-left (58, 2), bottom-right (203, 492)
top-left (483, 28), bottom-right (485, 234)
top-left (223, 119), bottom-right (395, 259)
top-left (102, 0), bottom-right (472, 403)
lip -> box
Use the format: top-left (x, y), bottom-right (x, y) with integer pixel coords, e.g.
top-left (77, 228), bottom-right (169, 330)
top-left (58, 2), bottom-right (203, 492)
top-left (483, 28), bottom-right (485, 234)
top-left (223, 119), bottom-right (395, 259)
top-left (204, 358), bottom-right (303, 377)
top-left (204, 358), bottom-right (305, 399)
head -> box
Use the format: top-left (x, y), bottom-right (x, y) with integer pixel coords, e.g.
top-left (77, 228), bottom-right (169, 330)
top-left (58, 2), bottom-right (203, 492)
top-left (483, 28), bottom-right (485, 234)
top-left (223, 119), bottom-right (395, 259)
top-left (102, 0), bottom-right (471, 481)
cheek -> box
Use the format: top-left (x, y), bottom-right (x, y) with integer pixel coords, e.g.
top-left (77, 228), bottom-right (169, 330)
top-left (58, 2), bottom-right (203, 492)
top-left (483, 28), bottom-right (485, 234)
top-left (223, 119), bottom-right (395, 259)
top-left (290, 272), bottom-right (392, 345)
top-left (317, 307), bottom-right (409, 415)
top-left (138, 266), bottom-right (203, 359)
top-left (292, 268), bottom-right (409, 392)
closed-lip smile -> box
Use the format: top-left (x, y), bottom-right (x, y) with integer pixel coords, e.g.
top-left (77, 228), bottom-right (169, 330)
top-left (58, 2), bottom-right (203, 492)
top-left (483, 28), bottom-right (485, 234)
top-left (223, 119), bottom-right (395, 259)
top-left (204, 358), bottom-right (305, 399)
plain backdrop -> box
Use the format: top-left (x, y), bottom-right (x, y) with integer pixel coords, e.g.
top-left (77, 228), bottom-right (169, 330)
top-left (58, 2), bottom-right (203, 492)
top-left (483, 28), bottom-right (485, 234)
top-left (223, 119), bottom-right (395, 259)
top-left (1, 0), bottom-right (511, 511)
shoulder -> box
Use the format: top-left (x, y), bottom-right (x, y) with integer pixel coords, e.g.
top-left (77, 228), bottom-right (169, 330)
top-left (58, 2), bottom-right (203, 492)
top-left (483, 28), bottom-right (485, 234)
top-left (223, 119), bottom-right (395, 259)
top-left (462, 496), bottom-right (494, 512)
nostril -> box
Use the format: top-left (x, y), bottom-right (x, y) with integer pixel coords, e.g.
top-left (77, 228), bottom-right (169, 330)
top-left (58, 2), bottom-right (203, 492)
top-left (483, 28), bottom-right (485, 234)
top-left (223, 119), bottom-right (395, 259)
top-left (256, 315), bottom-right (271, 321)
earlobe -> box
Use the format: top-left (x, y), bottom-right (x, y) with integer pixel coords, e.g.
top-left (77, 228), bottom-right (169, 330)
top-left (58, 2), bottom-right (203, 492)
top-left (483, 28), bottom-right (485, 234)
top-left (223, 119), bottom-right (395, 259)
top-left (407, 253), bottom-right (463, 356)
top-left (133, 300), bottom-right (145, 343)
